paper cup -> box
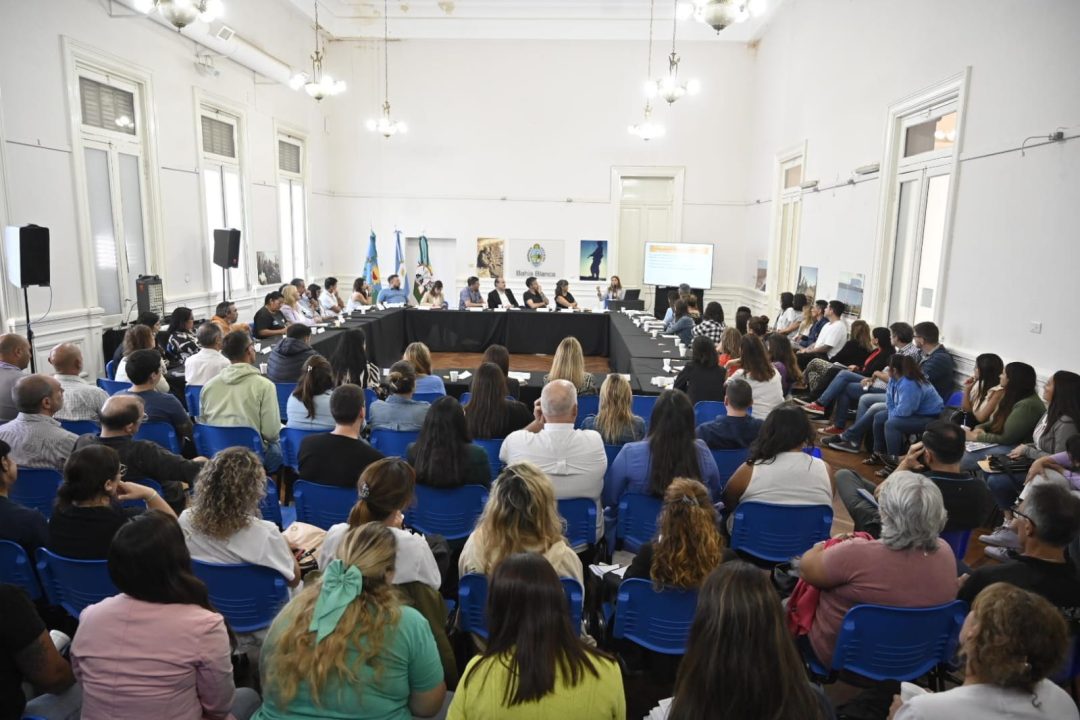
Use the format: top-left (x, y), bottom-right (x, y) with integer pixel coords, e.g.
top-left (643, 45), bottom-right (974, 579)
top-left (449, 370), bottom-right (460, 382)
top-left (259, 363), bottom-right (268, 375)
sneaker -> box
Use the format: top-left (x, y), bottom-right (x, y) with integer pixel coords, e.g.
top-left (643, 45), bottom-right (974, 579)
top-left (819, 426), bottom-right (844, 436)
top-left (792, 397), bottom-right (810, 406)
top-left (984, 546), bottom-right (1019, 562)
top-left (823, 437), bottom-right (861, 454)
top-left (803, 402), bottom-right (827, 416)
top-left (978, 526), bottom-right (1021, 550)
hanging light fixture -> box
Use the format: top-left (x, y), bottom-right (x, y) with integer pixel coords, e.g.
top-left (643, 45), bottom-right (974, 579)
top-left (629, 0), bottom-right (665, 141)
top-left (366, 0), bottom-right (407, 137)
top-left (289, 2), bottom-right (346, 100)
top-left (678, 0), bottom-right (766, 34)
top-left (133, 0), bottom-right (223, 30)
top-left (649, 0), bottom-right (700, 105)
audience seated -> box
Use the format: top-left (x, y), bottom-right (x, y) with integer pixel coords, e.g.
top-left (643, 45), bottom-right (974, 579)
top-left (321, 276), bottom-right (345, 314)
top-left (0, 333), bottom-right (31, 423)
top-left (278, 285), bottom-right (313, 326)
top-left (913, 321), bottom-right (955, 403)
top-left (297, 384), bottom-right (384, 487)
top-left (666, 299), bottom-right (694, 345)
top-left (580, 373), bottom-right (646, 445)
top-left (420, 280), bottom-right (449, 309)
top-left (543, 336), bottom-right (597, 396)
top-left (0, 374), bottom-right (77, 472)
top-left (0, 439), bottom-right (47, 554)
top-left (459, 462), bottom-right (583, 584)
top-left (267, 323), bottom-right (319, 384)
top-left (115, 324), bottom-right (169, 392)
top-left (962, 362), bottom-right (1044, 469)
top-left (605, 389), bottom-right (722, 507)
top-left (178, 448), bottom-right (299, 588)
top-left (746, 315), bottom-right (770, 337)
top-left (893, 582), bottom-right (1078, 720)
top-left (872, 355), bottom-right (944, 460)
top-left (726, 335), bottom-right (785, 416)
top-left (110, 311), bottom-right (160, 366)
top-left (801, 326), bottom-right (891, 414)
top-left (253, 291), bottom-right (288, 339)
top-left (367, 361), bottom-right (431, 432)
top-left (716, 326), bottom-right (742, 367)
top-left (658, 561), bottom-right (831, 720)
top-left (795, 299), bottom-right (827, 348)
top-left (285, 356), bottom-right (335, 430)
top-left (1, 584), bottom-right (77, 720)
top-left (408, 396), bottom-right (491, 488)
top-left (734, 305), bottom-right (753, 335)
top-left (800, 319), bottom-right (871, 395)
top-left (956, 352), bottom-right (1005, 427)
top-left (464, 362), bottom-right (532, 439)
top-left (69, 511), bottom-right (262, 720)
top-left (554, 279), bottom-right (579, 310)
top-left (48, 342), bottom-right (108, 423)
top-left (119, 349), bottom-right (193, 444)
top-left (449, 553), bottom-right (624, 718)
top-left (403, 342), bottom-right (446, 395)
top-left (795, 300), bottom-right (849, 367)
top-left (163, 306), bottom-right (199, 370)
top-left (199, 331), bottom-right (283, 471)
top-left (765, 332), bottom-right (803, 396)
top-left (673, 336), bottom-right (727, 406)
top-left (184, 322), bottom-right (231, 387)
top-left (75, 395), bottom-right (203, 513)
top-left (487, 276), bottom-right (519, 309)
top-left (258, 523), bottom-right (446, 718)
top-left (695, 378), bottom-right (764, 450)
top-left (329, 328), bottom-right (381, 389)
top-left (690, 301), bottom-right (725, 343)
top-left (376, 273), bottom-right (411, 305)
top-left (48, 445), bottom-right (174, 559)
top-left (347, 277), bottom-right (372, 311)
top-left (460, 276), bottom-right (486, 309)
top-left (660, 290), bottom-right (678, 327)
top-left (783, 293), bottom-right (811, 341)
top-left (209, 300), bottom-right (248, 336)
top-left (500, 380), bottom-right (606, 540)
top-left (772, 292), bottom-right (800, 336)
top-left (476, 344), bottom-right (521, 398)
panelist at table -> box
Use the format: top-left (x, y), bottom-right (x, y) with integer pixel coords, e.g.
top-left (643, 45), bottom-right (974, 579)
top-left (459, 276), bottom-right (486, 310)
top-left (522, 276), bottom-right (549, 309)
top-left (554, 279), bottom-right (579, 310)
top-left (377, 274), bottom-right (411, 305)
top-left (487, 276), bottom-right (519, 309)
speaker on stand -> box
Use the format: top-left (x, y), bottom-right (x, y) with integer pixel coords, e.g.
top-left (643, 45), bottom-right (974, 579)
top-left (3, 224), bottom-right (51, 373)
top-left (213, 228), bottom-right (241, 304)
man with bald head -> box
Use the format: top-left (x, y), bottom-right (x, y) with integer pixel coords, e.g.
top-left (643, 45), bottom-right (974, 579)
top-left (499, 377), bottom-right (607, 542)
top-left (0, 374), bottom-right (76, 471)
top-left (48, 342), bottom-right (108, 422)
top-left (0, 333), bottom-right (31, 422)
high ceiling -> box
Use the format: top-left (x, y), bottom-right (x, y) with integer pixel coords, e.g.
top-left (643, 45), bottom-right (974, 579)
top-left (285, 0), bottom-right (786, 41)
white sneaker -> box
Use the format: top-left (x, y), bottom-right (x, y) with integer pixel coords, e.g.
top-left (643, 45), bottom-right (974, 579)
top-left (978, 526), bottom-right (1021, 549)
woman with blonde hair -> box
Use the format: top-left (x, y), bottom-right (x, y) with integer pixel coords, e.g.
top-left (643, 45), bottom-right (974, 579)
top-left (255, 523), bottom-right (447, 719)
top-left (459, 462), bottom-right (582, 584)
top-left (403, 341), bottom-right (446, 395)
top-left (280, 284), bottom-right (316, 326)
top-left (716, 326), bottom-right (743, 368)
top-left (178, 447), bottom-right (300, 588)
top-left (581, 374), bottom-right (645, 445)
top-left (544, 336), bottom-right (597, 396)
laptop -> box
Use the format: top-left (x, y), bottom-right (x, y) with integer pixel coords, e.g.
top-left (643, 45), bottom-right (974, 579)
top-left (624, 288), bottom-right (641, 301)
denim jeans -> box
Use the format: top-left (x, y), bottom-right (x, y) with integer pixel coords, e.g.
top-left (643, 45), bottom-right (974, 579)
top-left (875, 413), bottom-right (937, 455)
top-left (986, 472), bottom-right (1025, 511)
top-left (818, 369), bottom-right (865, 408)
top-left (263, 439), bottom-right (283, 473)
top-left (835, 469), bottom-right (882, 537)
top-left (841, 401), bottom-right (887, 447)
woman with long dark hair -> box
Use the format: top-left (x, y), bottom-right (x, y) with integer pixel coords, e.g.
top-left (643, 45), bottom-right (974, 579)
top-left (448, 553), bottom-right (624, 718)
top-left (329, 328), bottom-right (380, 389)
top-left (408, 396), bottom-right (492, 488)
top-left (958, 352), bottom-right (1005, 426)
top-left (476, 344), bottom-right (521, 399)
top-left (673, 336), bottom-right (727, 405)
top-left (553, 279), bottom-right (579, 310)
top-left (734, 306), bottom-right (753, 335)
top-left (773, 291), bottom-right (800, 335)
top-left (605, 390), bottom-right (722, 507)
top-left (691, 301), bottom-right (725, 343)
top-left (463, 362), bottom-right (532, 440)
top-left (164, 306), bottom-right (198, 369)
top-left (765, 332), bottom-right (803, 395)
top-left (69, 511), bottom-right (261, 719)
top-left (726, 335), bottom-right (784, 415)
top-left (286, 355), bottom-right (335, 430)
top-left (965, 362), bottom-right (1044, 456)
top-left (666, 299), bottom-right (695, 345)
top-left (659, 562), bottom-right (828, 720)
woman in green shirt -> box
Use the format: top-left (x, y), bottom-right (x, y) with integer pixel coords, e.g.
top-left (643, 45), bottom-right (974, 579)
top-left (448, 553), bottom-right (624, 719)
top-left (962, 362), bottom-right (1045, 471)
top-left (255, 523), bottom-right (447, 720)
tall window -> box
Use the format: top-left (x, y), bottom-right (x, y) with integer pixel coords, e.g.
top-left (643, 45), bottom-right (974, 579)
top-left (767, 146), bottom-right (805, 304)
top-left (77, 71), bottom-right (150, 318)
top-left (277, 136), bottom-right (306, 281)
top-left (200, 109), bottom-right (246, 293)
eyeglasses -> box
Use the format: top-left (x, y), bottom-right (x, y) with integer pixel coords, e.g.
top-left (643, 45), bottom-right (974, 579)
top-left (1012, 507), bottom-right (1033, 525)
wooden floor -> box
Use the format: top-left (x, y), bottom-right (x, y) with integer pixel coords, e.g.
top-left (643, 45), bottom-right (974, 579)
top-left (431, 351), bottom-right (609, 374)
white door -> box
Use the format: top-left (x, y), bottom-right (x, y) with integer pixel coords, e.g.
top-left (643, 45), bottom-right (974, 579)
top-left (887, 166), bottom-right (951, 324)
top-left (617, 176), bottom-right (674, 290)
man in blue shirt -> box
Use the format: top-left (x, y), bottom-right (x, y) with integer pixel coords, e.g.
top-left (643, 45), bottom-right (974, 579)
top-left (459, 276), bottom-right (485, 310)
top-left (696, 379), bottom-right (764, 450)
top-left (376, 274), bottom-right (410, 304)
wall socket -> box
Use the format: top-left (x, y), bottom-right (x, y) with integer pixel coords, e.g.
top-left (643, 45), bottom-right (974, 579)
top-left (1030, 321), bottom-right (1043, 334)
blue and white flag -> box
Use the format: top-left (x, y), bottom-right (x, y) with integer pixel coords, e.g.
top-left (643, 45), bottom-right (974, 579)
top-left (394, 230), bottom-right (409, 297)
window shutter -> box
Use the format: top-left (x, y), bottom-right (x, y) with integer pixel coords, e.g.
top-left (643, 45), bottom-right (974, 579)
top-left (201, 115), bottom-right (237, 158)
top-left (278, 140), bottom-right (301, 174)
top-left (79, 77), bottom-right (136, 135)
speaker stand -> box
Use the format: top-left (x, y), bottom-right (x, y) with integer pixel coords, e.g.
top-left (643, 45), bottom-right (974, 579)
top-left (222, 267), bottom-right (228, 305)
top-left (23, 286), bottom-right (36, 373)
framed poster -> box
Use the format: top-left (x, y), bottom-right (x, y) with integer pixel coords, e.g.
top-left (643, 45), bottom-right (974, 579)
top-left (796, 265), bottom-right (819, 301)
top-left (476, 237), bottom-right (504, 278)
top-left (837, 271), bottom-right (866, 318)
top-left (256, 251), bottom-right (281, 285)
top-left (579, 240), bottom-right (607, 280)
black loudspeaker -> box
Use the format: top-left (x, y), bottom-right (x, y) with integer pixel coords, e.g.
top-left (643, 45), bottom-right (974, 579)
top-left (212, 228), bottom-right (241, 269)
top-left (3, 224), bottom-right (50, 287)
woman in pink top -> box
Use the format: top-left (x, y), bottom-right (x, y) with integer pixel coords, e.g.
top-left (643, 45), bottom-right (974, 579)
top-left (70, 510), bottom-right (262, 720)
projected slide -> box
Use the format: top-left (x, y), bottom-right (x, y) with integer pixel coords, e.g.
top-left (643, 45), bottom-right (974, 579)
top-left (643, 242), bottom-right (714, 288)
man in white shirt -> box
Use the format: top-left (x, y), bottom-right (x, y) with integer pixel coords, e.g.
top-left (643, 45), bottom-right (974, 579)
top-left (797, 300), bottom-right (848, 368)
top-left (500, 379), bottom-right (607, 540)
top-left (320, 276), bottom-right (343, 315)
top-left (184, 323), bottom-right (231, 387)
top-left (47, 343), bottom-right (108, 422)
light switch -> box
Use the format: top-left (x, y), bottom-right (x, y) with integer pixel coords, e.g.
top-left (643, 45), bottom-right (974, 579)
top-left (1030, 321), bottom-right (1042, 334)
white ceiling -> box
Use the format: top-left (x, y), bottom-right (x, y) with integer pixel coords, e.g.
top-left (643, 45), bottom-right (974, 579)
top-left (285, 0), bottom-right (786, 42)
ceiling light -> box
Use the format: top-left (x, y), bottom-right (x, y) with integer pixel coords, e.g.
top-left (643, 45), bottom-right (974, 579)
top-left (134, 0), bottom-right (223, 30)
top-left (651, 0), bottom-right (700, 105)
top-left (366, 0), bottom-right (407, 137)
top-left (682, 0), bottom-right (757, 33)
top-left (629, 102), bottom-right (665, 141)
top-left (299, 1), bottom-right (346, 100)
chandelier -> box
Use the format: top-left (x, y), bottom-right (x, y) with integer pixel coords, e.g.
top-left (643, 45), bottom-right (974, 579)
top-left (366, 0), bottom-right (407, 137)
top-left (629, 0), bottom-right (665, 140)
top-left (133, 0), bottom-right (223, 30)
top-left (289, 2), bottom-right (346, 100)
top-left (678, 0), bottom-right (767, 33)
top-left (647, 0), bottom-right (700, 105)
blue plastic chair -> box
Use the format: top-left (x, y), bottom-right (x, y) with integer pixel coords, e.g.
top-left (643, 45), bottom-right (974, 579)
top-left (11, 468), bottom-right (62, 519)
top-left (562, 577), bottom-right (585, 631)
top-left (1052, 634), bottom-right (1080, 685)
top-left (280, 427), bottom-right (329, 471)
top-left (710, 448), bottom-right (750, 490)
top-left (364, 387), bottom-right (378, 415)
top-left (191, 560), bottom-right (289, 633)
top-left (612, 578), bottom-right (699, 655)
top-left (945, 390), bottom-right (963, 407)
top-left (558, 497), bottom-right (598, 551)
top-left (615, 493), bottom-right (662, 553)
top-left (59, 419), bottom-right (100, 436)
top-left (694, 401), bottom-right (726, 426)
top-left (293, 480), bottom-right (356, 530)
top-left (369, 429), bottom-right (420, 459)
top-left (472, 438), bottom-right (505, 478)
top-left (274, 383), bottom-right (297, 421)
top-left (121, 477), bottom-right (165, 509)
top-left (193, 424), bottom-right (264, 461)
top-left (803, 446), bottom-right (823, 459)
top-left (603, 444), bottom-right (623, 469)
top-left (405, 484), bottom-right (488, 540)
top-left (631, 395), bottom-right (658, 429)
top-left (729, 502), bottom-right (834, 563)
top-left (574, 395), bottom-right (600, 429)
top-left (806, 601), bottom-right (967, 688)
top-left (185, 384), bottom-right (203, 416)
top-left (413, 392), bottom-right (444, 404)
top-left (36, 548), bottom-right (118, 618)
top-left (0, 540), bottom-right (41, 599)
top-left (261, 478), bottom-right (284, 528)
top-left (459, 392), bottom-right (472, 406)
top-left (105, 359), bottom-right (118, 380)
top-left (134, 421), bottom-right (181, 453)
top-left (939, 529), bottom-right (972, 562)
top-left (458, 573), bottom-right (584, 639)
top-left (97, 378), bottom-right (132, 395)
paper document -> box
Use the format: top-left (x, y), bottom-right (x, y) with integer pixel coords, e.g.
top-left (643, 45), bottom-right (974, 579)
top-left (588, 563), bottom-right (628, 579)
top-left (456, 371), bottom-right (472, 380)
top-left (507, 371), bottom-right (530, 382)
top-left (647, 698), bottom-right (673, 720)
top-left (965, 441), bottom-right (998, 453)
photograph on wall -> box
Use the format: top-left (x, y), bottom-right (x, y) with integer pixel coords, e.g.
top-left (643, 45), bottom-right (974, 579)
top-left (256, 251), bottom-right (281, 285)
top-left (476, 237), bottom-right (505, 278)
top-left (579, 240), bottom-right (608, 280)
top-left (755, 259), bottom-right (768, 292)
top-left (508, 238), bottom-right (565, 282)
top-left (837, 271), bottom-right (866, 318)
top-left (796, 265), bottom-right (819, 301)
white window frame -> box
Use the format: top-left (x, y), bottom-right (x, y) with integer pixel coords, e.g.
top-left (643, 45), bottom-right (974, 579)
top-left (766, 141), bottom-right (807, 314)
top-left (62, 38), bottom-right (164, 323)
top-left (275, 123), bottom-right (308, 283)
top-left (868, 69), bottom-right (970, 325)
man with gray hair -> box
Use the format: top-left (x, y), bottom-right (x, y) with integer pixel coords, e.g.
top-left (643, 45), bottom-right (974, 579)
top-left (48, 342), bottom-right (108, 422)
top-left (184, 322), bottom-right (230, 387)
top-left (0, 333), bottom-right (31, 422)
top-left (0, 374), bottom-right (77, 471)
top-left (500, 378), bottom-right (607, 542)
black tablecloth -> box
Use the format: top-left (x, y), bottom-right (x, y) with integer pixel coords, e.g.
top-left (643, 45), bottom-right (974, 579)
top-left (607, 313), bottom-right (681, 371)
top-left (505, 311), bottom-right (609, 356)
top-left (404, 311), bottom-right (508, 354)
